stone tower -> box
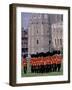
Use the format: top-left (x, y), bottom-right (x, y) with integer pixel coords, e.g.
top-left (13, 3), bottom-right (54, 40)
top-left (51, 15), bottom-right (63, 51)
top-left (28, 13), bottom-right (52, 55)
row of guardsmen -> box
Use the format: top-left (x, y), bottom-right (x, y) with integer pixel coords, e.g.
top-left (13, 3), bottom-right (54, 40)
top-left (22, 55), bottom-right (63, 74)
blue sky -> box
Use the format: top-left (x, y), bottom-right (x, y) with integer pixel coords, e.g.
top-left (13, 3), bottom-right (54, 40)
top-left (21, 12), bottom-right (63, 30)
top-left (21, 12), bottom-right (31, 30)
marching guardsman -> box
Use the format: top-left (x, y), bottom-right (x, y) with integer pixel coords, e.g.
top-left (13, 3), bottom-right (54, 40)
top-left (23, 63), bottom-right (27, 74)
top-left (35, 62), bottom-right (38, 73)
top-left (53, 55), bottom-right (57, 72)
top-left (54, 56), bottom-right (58, 72)
top-left (40, 62), bottom-right (44, 73)
top-left (54, 58), bottom-right (57, 72)
top-left (46, 59), bottom-right (50, 72)
top-left (31, 63), bottom-right (34, 73)
top-left (33, 61), bottom-right (35, 73)
top-left (37, 62), bottom-right (40, 73)
top-left (23, 58), bottom-right (27, 74)
top-left (51, 56), bottom-right (55, 72)
top-left (50, 58), bottom-right (53, 72)
top-left (57, 55), bottom-right (62, 72)
top-left (31, 62), bottom-right (34, 73)
top-left (49, 58), bottom-right (52, 72)
top-left (43, 57), bottom-right (47, 73)
top-left (51, 57), bottom-right (53, 72)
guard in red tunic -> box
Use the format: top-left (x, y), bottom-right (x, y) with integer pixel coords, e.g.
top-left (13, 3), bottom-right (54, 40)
top-left (57, 55), bottom-right (62, 72)
top-left (23, 58), bottom-right (27, 74)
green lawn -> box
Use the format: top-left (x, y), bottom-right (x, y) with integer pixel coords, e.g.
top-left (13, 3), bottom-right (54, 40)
top-left (21, 63), bottom-right (63, 77)
top-left (22, 71), bottom-right (63, 77)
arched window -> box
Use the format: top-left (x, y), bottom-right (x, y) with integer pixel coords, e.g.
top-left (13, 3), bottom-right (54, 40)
top-left (55, 39), bottom-right (56, 45)
top-left (60, 39), bottom-right (62, 45)
top-left (37, 40), bottom-right (39, 44)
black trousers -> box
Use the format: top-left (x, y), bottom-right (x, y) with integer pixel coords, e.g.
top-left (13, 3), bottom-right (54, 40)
top-left (23, 66), bottom-right (27, 74)
top-left (57, 64), bottom-right (61, 72)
